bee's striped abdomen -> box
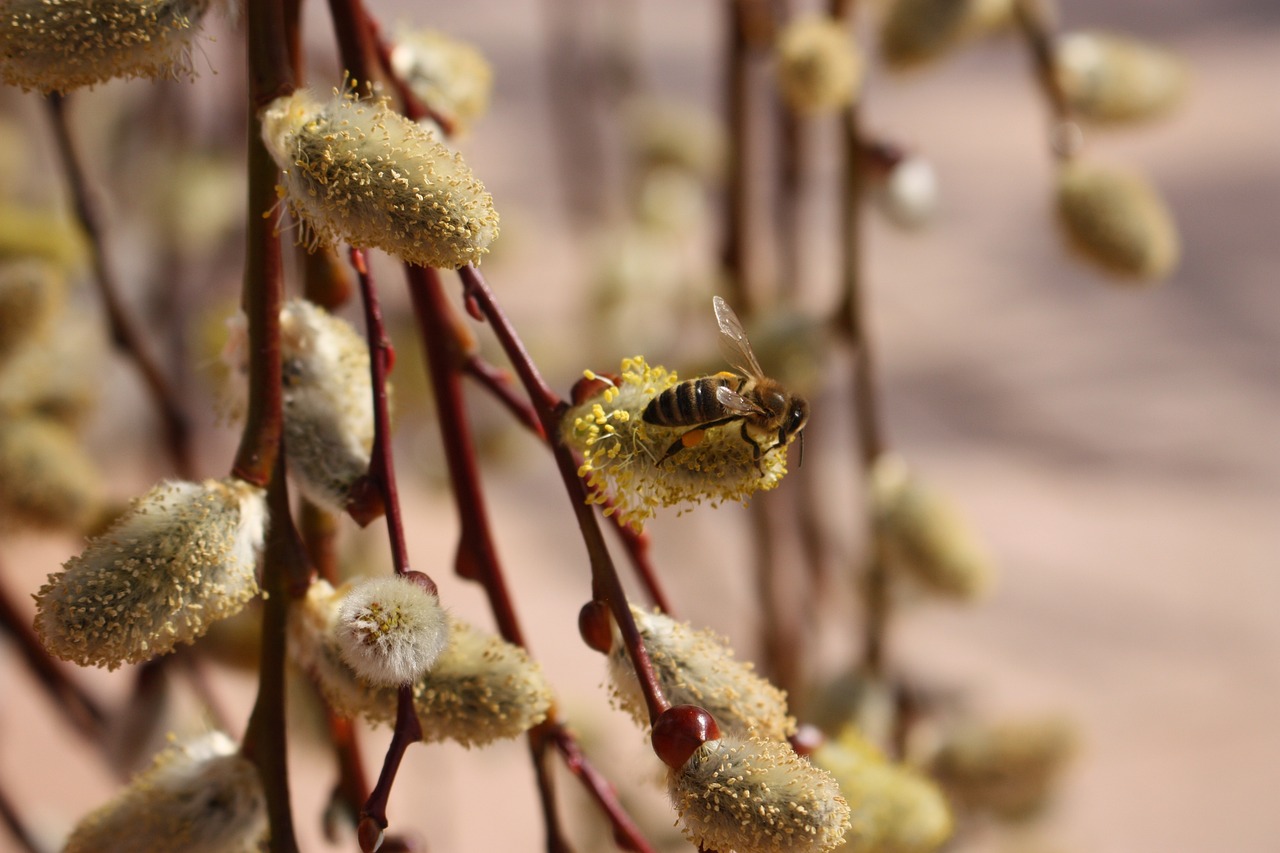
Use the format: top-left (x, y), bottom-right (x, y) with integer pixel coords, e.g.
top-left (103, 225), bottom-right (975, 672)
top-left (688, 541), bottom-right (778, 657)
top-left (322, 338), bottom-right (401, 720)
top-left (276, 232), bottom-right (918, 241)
top-left (643, 376), bottom-right (734, 427)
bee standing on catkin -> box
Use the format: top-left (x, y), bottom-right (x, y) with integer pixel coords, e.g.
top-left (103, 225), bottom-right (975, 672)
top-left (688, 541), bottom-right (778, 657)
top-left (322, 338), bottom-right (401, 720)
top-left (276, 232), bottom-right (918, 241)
top-left (643, 296), bottom-right (810, 465)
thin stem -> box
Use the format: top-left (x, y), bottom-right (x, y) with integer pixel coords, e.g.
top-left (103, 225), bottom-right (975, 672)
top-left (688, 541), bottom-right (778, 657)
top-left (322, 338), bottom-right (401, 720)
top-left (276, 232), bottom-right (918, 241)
top-left (0, 573), bottom-right (105, 742)
top-left (359, 686), bottom-right (423, 850)
top-left (325, 0), bottom-right (379, 91)
top-left (462, 355), bottom-right (545, 438)
top-left (459, 265), bottom-right (669, 725)
top-left (324, 709), bottom-right (372, 839)
top-left (408, 266), bottom-right (657, 851)
top-left (1011, 0), bottom-right (1079, 161)
top-left (351, 249), bottom-right (424, 587)
top-left (241, 456), bottom-right (304, 853)
top-left (44, 94), bottom-right (194, 478)
top-left (722, 0), bottom-right (754, 314)
top-left (405, 265), bottom-right (524, 644)
top-left (544, 723), bottom-right (656, 853)
top-left (527, 734), bottom-right (574, 853)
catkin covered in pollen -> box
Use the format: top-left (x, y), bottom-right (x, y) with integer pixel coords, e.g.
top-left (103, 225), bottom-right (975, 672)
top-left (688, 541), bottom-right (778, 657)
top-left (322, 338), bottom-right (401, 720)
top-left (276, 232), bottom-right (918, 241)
top-left (292, 580), bottom-right (553, 747)
top-left (62, 731), bottom-right (266, 853)
top-left (1055, 160), bottom-right (1179, 282)
top-left (670, 735), bottom-right (851, 853)
top-left (34, 477), bottom-right (266, 669)
top-left (609, 605), bottom-right (795, 741)
top-left (562, 357), bottom-right (791, 529)
top-left (222, 299), bottom-right (375, 512)
top-left (0, 0), bottom-right (213, 93)
top-left (261, 89), bottom-right (499, 269)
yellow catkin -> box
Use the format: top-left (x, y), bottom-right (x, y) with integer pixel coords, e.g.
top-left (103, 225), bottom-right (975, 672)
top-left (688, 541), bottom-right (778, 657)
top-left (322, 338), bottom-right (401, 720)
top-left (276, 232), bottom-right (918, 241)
top-left (1056, 31), bottom-right (1188, 125)
top-left (670, 735), bottom-right (851, 853)
top-left (34, 478), bottom-right (266, 670)
top-left (222, 299), bottom-right (375, 512)
top-left (0, 414), bottom-right (102, 531)
top-left (390, 28), bottom-right (493, 134)
top-left (609, 605), bottom-right (795, 741)
top-left (0, 0), bottom-right (213, 93)
top-left (561, 356), bottom-right (791, 529)
top-left (63, 732), bottom-right (266, 853)
top-left (879, 0), bottom-right (1012, 70)
top-left (814, 727), bottom-right (953, 853)
top-left (776, 15), bottom-right (863, 114)
top-left (0, 259), bottom-right (64, 361)
top-left (929, 717), bottom-right (1076, 820)
top-left (0, 203), bottom-right (85, 271)
top-left (292, 580), bottom-right (554, 747)
top-left (870, 455), bottom-right (995, 601)
top-left (1055, 161), bottom-right (1180, 282)
top-left (260, 89), bottom-right (499, 269)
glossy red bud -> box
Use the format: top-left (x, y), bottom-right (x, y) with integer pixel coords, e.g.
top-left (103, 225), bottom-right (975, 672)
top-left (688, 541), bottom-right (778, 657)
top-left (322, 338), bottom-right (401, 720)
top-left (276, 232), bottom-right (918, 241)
top-left (652, 704), bottom-right (721, 770)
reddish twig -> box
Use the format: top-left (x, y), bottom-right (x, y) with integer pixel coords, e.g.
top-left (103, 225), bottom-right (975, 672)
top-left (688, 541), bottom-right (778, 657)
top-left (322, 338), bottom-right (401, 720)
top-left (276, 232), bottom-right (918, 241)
top-left (358, 686), bottom-right (423, 852)
top-left (545, 723), bottom-right (655, 853)
top-left (408, 264), bottom-right (653, 853)
top-left (350, 249), bottom-right (426, 588)
top-left (241, 456), bottom-right (304, 853)
top-left (44, 93), bottom-right (194, 479)
top-left (459, 265), bottom-right (669, 725)
top-left (461, 354), bottom-right (545, 439)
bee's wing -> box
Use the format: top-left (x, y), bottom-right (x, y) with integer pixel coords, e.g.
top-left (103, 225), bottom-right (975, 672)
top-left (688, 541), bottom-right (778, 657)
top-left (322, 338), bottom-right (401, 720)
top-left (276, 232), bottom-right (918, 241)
top-left (716, 383), bottom-right (766, 416)
top-left (713, 295), bottom-right (766, 381)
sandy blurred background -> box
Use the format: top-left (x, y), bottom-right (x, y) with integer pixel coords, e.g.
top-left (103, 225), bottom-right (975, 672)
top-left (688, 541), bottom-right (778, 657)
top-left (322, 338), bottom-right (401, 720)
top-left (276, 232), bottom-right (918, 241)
top-left (1, 1), bottom-right (1278, 852)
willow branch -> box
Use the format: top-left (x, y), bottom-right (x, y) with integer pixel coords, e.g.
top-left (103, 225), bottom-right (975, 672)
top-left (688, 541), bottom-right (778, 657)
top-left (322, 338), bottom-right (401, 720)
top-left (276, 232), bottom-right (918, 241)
top-left (459, 266), bottom-right (669, 724)
top-left (44, 94), bottom-right (194, 478)
top-left (241, 455), bottom-right (303, 853)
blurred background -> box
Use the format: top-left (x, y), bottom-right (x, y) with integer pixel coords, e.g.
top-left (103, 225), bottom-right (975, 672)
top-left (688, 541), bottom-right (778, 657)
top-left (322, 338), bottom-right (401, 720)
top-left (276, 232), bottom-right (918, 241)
top-left (1, 1), bottom-right (1277, 851)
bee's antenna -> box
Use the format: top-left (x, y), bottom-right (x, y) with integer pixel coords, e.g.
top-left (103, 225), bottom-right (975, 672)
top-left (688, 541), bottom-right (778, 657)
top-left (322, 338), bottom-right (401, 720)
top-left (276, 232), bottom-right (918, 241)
top-left (798, 430), bottom-right (805, 468)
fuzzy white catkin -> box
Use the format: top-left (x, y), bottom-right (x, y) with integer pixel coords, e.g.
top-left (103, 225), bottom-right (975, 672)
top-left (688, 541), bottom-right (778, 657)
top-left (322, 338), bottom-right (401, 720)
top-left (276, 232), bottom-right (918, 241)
top-left (872, 156), bottom-right (939, 231)
top-left (671, 735), bottom-right (851, 853)
top-left (260, 89), bottom-right (499, 269)
top-left (610, 605), bottom-right (795, 741)
top-left (62, 731), bottom-right (266, 853)
top-left (292, 580), bottom-right (554, 747)
top-left (390, 28), bottom-right (493, 133)
top-left (34, 477), bottom-right (266, 669)
top-left (0, 0), bottom-right (214, 93)
top-left (222, 299), bottom-right (375, 512)
top-left (335, 575), bottom-right (451, 686)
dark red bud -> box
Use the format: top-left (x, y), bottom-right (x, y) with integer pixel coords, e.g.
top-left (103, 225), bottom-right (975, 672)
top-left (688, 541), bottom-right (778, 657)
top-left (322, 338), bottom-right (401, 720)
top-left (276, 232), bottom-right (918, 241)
top-left (652, 705), bottom-right (721, 770)
top-left (578, 601), bottom-right (614, 654)
top-left (570, 373), bottom-right (621, 406)
top-left (400, 570), bottom-right (438, 597)
top-left (357, 816), bottom-right (385, 853)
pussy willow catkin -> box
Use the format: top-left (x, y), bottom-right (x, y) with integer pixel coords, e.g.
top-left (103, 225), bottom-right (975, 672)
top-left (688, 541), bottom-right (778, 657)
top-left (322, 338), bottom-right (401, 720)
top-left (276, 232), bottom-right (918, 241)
top-left (0, 0), bottom-right (214, 92)
top-left (261, 89), bottom-right (499, 269)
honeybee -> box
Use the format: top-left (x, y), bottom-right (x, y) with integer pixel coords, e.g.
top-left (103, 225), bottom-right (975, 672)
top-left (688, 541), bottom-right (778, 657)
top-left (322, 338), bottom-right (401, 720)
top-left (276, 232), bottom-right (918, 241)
top-left (643, 296), bottom-right (809, 466)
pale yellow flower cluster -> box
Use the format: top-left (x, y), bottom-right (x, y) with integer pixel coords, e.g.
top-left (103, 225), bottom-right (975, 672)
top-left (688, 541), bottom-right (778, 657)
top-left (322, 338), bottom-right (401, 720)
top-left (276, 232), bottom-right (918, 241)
top-left (562, 356), bottom-right (789, 529)
top-left (0, 0), bottom-right (213, 92)
top-left (260, 89), bottom-right (500, 270)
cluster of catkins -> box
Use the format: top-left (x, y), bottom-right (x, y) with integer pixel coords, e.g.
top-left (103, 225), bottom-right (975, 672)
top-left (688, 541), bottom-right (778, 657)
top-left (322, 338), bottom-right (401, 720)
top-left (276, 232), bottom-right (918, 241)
top-left (595, 605), bottom-right (962, 853)
top-left (769, 0), bottom-right (1185, 281)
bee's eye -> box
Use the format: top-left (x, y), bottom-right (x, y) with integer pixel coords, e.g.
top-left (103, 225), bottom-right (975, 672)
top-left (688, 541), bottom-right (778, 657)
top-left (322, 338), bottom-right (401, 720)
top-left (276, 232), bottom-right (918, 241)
top-left (788, 405), bottom-right (807, 432)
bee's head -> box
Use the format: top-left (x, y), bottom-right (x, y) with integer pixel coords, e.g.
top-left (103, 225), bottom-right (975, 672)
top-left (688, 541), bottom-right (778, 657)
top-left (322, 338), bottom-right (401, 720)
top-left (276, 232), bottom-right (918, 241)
top-left (784, 397), bottom-right (809, 466)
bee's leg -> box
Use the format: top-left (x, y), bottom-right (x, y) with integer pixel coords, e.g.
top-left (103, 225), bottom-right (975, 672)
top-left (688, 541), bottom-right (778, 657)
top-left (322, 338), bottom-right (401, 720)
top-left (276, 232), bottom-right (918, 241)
top-left (654, 417), bottom-right (739, 466)
top-left (656, 429), bottom-right (706, 466)
top-left (741, 422), bottom-right (769, 474)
